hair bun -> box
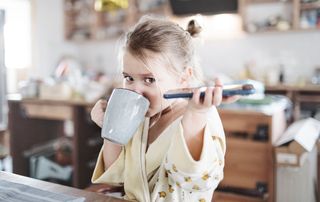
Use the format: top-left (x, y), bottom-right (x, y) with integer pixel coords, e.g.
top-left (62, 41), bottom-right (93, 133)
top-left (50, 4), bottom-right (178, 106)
top-left (187, 20), bottom-right (202, 37)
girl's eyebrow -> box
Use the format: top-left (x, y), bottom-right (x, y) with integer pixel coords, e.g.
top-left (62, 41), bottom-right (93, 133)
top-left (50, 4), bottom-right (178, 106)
top-left (122, 72), bottom-right (154, 77)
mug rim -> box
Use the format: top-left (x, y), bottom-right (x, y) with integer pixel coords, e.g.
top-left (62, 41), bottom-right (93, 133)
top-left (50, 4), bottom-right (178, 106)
top-left (111, 87), bottom-right (150, 105)
top-left (114, 87), bottom-right (140, 95)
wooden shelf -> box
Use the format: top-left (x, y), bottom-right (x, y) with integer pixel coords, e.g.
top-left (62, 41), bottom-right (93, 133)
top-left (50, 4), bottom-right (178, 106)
top-left (245, 26), bottom-right (320, 34)
top-left (300, 1), bottom-right (320, 10)
top-left (265, 84), bottom-right (320, 92)
top-left (265, 85), bottom-right (320, 121)
top-left (239, 0), bottom-right (320, 33)
top-left (64, 0), bottom-right (170, 41)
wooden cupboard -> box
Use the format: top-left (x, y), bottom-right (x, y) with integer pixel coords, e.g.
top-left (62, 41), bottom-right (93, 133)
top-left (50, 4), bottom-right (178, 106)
top-left (8, 96), bottom-right (102, 189)
top-left (213, 108), bottom-right (287, 202)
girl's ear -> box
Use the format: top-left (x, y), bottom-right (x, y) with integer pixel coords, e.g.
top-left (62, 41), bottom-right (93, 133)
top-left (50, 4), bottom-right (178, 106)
top-left (179, 67), bottom-right (193, 86)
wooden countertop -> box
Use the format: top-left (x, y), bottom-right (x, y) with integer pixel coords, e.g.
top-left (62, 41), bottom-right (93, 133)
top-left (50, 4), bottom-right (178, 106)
top-left (7, 94), bottom-right (97, 107)
top-left (0, 171), bottom-right (126, 202)
top-left (265, 84), bottom-right (320, 92)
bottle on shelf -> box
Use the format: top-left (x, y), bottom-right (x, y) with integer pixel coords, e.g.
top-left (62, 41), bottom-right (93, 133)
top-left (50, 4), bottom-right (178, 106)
top-left (279, 64), bottom-right (285, 84)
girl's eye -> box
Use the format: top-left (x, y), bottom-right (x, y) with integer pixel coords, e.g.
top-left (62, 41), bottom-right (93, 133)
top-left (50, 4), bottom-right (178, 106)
top-left (144, 77), bottom-right (156, 84)
top-left (124, 75), bottom-right (134, 82)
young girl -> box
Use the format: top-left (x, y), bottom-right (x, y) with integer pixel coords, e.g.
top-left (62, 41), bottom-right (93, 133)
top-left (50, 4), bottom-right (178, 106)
top-left (91, 16), bottom-right (237, 202)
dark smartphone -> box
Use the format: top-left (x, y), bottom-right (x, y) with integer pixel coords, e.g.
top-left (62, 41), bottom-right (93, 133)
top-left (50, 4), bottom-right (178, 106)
top-left (163, 84), bottom-right (255, 99)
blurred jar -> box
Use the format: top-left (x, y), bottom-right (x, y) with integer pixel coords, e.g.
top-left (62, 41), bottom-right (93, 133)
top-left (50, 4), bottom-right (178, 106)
top-left (311, 67), bottom-right (320, 85)
top-left (18, 79), bottom-right (41, 98)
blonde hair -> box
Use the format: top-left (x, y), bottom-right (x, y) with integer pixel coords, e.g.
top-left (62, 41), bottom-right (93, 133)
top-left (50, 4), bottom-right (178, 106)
top-left (122, 16), bottom-right (203, 83)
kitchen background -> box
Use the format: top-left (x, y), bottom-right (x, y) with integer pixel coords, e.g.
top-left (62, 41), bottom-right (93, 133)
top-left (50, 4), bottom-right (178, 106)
top-left (2, 0), bottom-right (320, 93)
top-left (0, 0), bottom-right (320, 202)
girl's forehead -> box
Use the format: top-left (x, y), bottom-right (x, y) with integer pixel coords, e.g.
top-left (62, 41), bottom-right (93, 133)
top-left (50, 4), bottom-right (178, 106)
top-left (123, 51), bottom-right (172, 77)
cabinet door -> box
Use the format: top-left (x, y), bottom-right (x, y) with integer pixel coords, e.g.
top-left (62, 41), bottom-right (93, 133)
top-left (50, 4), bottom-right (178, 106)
top-left (221, 138), bottom-right (270, 190)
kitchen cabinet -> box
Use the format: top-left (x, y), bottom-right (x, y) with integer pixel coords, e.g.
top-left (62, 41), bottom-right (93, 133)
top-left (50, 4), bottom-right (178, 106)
top-left (265, 84), bottom-right (320, 121)
top-left (8, 96), bottom-right (102, 189)
top-left (239, 0), bottom-right (320, 33)
top-left (214, 108), bottom-right (287, 202)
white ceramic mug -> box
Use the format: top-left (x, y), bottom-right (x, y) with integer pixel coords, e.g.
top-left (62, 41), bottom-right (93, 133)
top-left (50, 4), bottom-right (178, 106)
top-left (101, 88), bottom-right (150, 145)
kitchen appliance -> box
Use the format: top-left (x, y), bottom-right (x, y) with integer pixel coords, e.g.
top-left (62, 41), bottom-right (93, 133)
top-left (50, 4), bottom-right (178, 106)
top-left (169, 0), bottom-right (238, 16)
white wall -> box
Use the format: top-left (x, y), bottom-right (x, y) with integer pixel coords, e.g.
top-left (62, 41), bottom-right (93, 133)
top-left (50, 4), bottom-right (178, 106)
top-left (32, 0), bottom-right (79, 77)
top-left (198, 31), bottom-right (320, 84)
top-left (77, 40), bottom-right (121, 75)
top-left (32, 0), bottom-right (320, 84)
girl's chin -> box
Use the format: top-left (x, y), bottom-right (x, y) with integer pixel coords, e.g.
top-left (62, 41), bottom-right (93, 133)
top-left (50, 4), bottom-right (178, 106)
top-left (145, 108), bottom-right (159, 118)
top-left (145, 111), bottom-right (154, 117)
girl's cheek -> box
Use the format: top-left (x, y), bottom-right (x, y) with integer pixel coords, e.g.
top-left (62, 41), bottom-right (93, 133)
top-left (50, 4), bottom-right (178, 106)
top-left (145, 93), bottom-right (158, 105)
top-left (146, 93), bottom-right (162, 110)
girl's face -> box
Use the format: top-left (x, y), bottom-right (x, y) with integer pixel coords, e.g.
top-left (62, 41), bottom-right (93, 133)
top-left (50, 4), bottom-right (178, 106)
top-left (122, 51), bottom-right (185, 117)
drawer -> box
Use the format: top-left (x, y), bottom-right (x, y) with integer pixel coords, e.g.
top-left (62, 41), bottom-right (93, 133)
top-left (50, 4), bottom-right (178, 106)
top-left (221, 138), bottom-right (271, 190)
top-left (22, 103), bottom-right (73, 120)
top-left (219, 110), bottom-right (271, 136)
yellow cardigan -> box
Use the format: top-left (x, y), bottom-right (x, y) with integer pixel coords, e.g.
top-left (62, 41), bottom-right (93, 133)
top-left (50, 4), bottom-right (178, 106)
top-left (92, 107), bottom-right (226, 202)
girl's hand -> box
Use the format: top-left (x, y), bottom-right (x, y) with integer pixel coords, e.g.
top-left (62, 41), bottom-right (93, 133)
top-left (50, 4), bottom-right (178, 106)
top-left (187, 78), bottom-right (223, 113)
top-left (182, 78), bottom-right (241, 160)
top-left (91, 99), bottom-right (107, 128)
top-left (222, 95), bottom-right (241, 104)
top-left (182, 78), bottom-right (223, 160)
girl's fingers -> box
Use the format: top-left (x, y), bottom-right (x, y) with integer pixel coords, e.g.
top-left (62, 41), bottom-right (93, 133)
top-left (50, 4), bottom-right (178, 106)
top-left (192, 87), bottom-right (201, 105)
top-left (203, 87), bottom-right (214, 106)
top-left (222, 95), bottom-right (241, 104)
top-left (94, 99), bottom-right (107, 112)
top-left (188, 78), bottom-right (224, 110)
top-left (90, 99), bottom-right (107, 128)
top-left (213, 86), bottom-right (222, 106)
top-left (214, 78), bottom-right (223, 88)
top-left (213, 78), bottom-right (223, 106)
top-left (100, 100), bottom-right (107, 111)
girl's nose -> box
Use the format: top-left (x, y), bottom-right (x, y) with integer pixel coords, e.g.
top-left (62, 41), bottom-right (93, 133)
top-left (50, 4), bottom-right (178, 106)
top-left (128, 83), bottom-right (144, 95)
top-left (133, 88), bottom-right (143, 95)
